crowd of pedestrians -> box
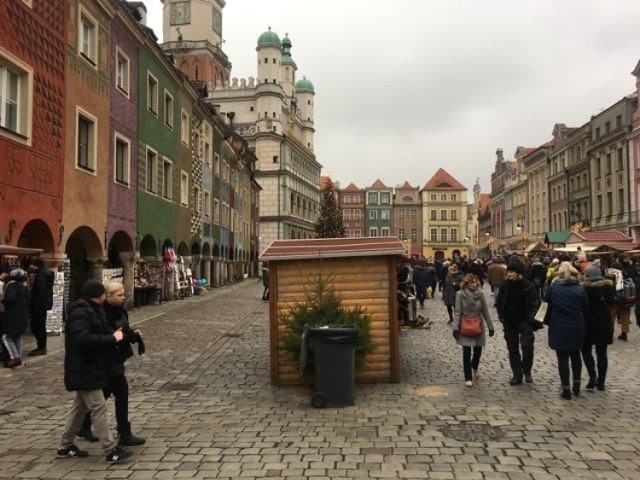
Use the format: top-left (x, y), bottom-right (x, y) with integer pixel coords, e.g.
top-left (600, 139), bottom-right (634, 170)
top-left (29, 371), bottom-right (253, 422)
top-left (397, 250), bottom-right (640, 399)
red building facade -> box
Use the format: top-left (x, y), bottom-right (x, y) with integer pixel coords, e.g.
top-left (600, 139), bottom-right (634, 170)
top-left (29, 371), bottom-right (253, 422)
top-left (0, 0), bottom-right (66, 258)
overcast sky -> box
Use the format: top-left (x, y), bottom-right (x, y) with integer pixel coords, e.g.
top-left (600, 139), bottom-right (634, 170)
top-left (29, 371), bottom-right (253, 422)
top-left (147, 0), bottom-right (640, 194)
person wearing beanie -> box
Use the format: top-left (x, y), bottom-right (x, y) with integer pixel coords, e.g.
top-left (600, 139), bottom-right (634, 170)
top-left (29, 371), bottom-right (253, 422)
top-left (545, 261), bottom-right (588, 400)
top-left (495, 257), bottom-right (541, 385)
top-left (57, 279), bottom-right (133, 463)
top-left (1, 269), bottom-right (31, 368)
top-left (581, 264), bottom-right (614, 391)
top-left (77, 282), bottom-right (146, 447)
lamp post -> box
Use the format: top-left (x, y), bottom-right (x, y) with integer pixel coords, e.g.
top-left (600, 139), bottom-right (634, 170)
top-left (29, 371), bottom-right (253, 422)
top-left (516, 215), bottom-right (526, 251)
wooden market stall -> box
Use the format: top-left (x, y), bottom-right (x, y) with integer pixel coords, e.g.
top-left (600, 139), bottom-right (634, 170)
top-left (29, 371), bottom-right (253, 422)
top-left (260, 237), bottom-right (405, 386)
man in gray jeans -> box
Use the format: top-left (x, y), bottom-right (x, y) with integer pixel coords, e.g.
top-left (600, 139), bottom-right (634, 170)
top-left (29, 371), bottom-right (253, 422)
top-left (56, 279), bottom-right (133, 463)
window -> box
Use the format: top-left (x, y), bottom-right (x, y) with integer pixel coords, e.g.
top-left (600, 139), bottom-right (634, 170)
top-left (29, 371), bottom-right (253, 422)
top-left (450, 210), bottom-right (457, 221)
top-left (430, 228), bottom-right (437, 242)
top-left (147, 73), bottom-right (158, 114)
top-left (616, 115), bottom-right (622, 128)
top-left (398, 228), bottom-right (406, 240)
top-left (381, 193), bottom-right (390, 204)
top-left (213, 198), bottom-right (220, 224)
top-left (145, 148), bottom-right (157, 193)
top-left (606, 153), bottom-right (611, 175)
top-left (369, 227), bottom-right (378, 237)
top-left (204, 140), bottom-right (211, 166)
top-left (607, 191), bottom-right (612, 216)
top-left (441, 228), bottom-right (447, 242)
top-left (353, 229), bottom-right (361, 237)
top-left (181, 110), bottom-right (189, 144)
top-left (162, 158), bottom-right (172, 199)
top-left (381, 210), bottom-right (389, 220)
top-left (440, 210), bottom-right (447, 220)
top-left (369, 210), bottom-right (378, 220)
top-left (214, 153), bottom-right (220, 176)
top-left (353, 194), bottom-right (360, 203)
top-left (617, 148), bottom-right (624, 171)
top-left (343, 209), bottom-right (350, 220)
top-left (368, 193), bottom-right (378, 204)
top-left (430, 210), bottom-right (437, 221)
top-left (595, 127), bottom-right (601, 139)
top-left (343, 194), bottom-right (351, 204)
top-left (180, 171), bottom-right (188, 205)
top-left (194, 186), bottom-right (201, 213)
top-left (411, 228), bottom-right (417, 241)
top-left (595, 158), bottom-right (601, 177)
top-left (441, 194), bottom-right (447, 201)
top-left (353, 209), bottom-right (361, 220)
top-left (411, 209), bottom-right (417, 220)
top-left (451, 194), bottom-right (457, 201)
top-left (0, 53), bottom-right (32, 140)
top-left (430, 194), bottom-right (436, 201)
top-left (79, 8), bottom-right (97, 65)
top-left (76, 109), bottom-right (96, 173)
top-left (381, 227), bottom-right (390, 236)
top-left (204, 191), bottom-right (211, 217)
top-left (114, 134), bottom-right (130, 185)
top-left (163, 91), bottom-right (174, 128)
top-left (115, 48), bottom-right (129, 95)
top-left (451, 228), bottom-right (457, 241)
top-left (605, 121), bottom-right (611, 134)
top-left (618, 189), bottom-right (624, 215)
top-left (399, 209), bottom-right (405, 220)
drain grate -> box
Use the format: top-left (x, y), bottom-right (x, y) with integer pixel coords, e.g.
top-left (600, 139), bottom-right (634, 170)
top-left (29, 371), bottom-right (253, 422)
top-left (441, 422), bottom-right (504, 442)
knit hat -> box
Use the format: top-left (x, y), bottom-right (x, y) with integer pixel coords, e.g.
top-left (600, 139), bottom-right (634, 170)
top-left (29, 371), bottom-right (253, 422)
top-left (584, 265), bottom-right (603, 281)
top-left (507, 259), bottom-right (523, 275)
top-left (81, 279), bottom-right (105, 299)
top-left (9, 268), bottom-right (27, 280)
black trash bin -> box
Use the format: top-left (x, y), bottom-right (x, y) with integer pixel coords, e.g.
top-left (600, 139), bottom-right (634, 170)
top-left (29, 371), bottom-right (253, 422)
top-left (306, 326), bottom-right (358, 408)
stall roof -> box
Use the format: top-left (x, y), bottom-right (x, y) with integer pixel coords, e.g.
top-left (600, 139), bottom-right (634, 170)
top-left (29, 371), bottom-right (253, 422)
top-left (544, 230), bottom-right (570, 244)
top-left (0, 245), bottom-right (43, 255)
top-left (259, 237), bottom-right (406, 262)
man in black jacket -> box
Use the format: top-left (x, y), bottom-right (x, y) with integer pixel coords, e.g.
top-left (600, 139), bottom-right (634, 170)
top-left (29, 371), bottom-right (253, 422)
top-left (56, 280), bottom-right (133, 463)
top-left (495, 259), bottom-right (541, 385)
top-left (28, 258), bottom-right (54, 355)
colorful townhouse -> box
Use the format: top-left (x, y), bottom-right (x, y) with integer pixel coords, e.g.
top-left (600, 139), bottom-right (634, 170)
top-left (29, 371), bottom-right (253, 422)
top-left (0, 0), bottom-right (65, 262)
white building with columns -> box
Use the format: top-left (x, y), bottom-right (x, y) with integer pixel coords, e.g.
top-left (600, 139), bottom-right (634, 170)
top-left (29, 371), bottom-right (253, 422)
top-left (161, 0), bottom-right (321, 254)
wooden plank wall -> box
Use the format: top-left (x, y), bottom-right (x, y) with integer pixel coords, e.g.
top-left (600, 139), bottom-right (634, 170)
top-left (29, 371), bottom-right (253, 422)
top-left (269, 256), bottom-right (399, 385)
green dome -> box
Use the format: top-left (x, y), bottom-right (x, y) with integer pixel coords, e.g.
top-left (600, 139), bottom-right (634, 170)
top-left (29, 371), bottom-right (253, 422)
top-left (295, 76), bottom-right (314, 94)
top-left (281, 34), bottom-right (292, 48)
top-left (281, 53), bottom-right (294, 65)
top-left (257, 27), bottom-right (281, 48)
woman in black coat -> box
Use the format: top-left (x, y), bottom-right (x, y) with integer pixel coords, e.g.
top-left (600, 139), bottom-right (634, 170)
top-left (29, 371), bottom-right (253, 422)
top-left (78, 282), bottom-right (145, 446)
top-left (443, 264), bottom-right (464, 323)
top-left (581, 265), bottom-right (615, 391)
top-left (1, 269), bottom-right (31, 368)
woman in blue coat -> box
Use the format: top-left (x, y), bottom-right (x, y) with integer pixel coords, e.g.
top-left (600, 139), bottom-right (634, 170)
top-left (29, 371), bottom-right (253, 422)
top-left (545, 261), bottom-right (588, 400)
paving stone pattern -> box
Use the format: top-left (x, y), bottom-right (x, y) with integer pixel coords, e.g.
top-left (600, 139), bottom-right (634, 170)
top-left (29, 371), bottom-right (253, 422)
top-left (1, 282), bottom-right (640, 479)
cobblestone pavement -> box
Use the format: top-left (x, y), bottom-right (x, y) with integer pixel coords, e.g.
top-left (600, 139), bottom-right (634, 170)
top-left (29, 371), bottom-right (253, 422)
top-left (1, 281), bottom-right (640, 479)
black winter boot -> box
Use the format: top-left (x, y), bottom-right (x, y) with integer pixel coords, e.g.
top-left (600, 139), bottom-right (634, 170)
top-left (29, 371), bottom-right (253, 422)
top-left (118, 422), bottom-right (146, 446)
top-left (561, 387), bottom-right (571, 400)
top-left (572, 382), bottom-right (580, 397)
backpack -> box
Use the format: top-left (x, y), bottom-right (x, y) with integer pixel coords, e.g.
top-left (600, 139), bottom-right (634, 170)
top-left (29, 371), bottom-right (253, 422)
top-left (606, 268), bottom-right (635, 305)
top-left (621, 277), bottom-right (636, 305)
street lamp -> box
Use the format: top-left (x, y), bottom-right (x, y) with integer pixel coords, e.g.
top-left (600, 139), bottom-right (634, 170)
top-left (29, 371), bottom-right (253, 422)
top-left (516, 216), bottom-right (526, 251)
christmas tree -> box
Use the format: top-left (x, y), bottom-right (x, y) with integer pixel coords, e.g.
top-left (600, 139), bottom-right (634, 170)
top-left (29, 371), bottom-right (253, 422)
top-left (314, 178), bottom-right (345, 238)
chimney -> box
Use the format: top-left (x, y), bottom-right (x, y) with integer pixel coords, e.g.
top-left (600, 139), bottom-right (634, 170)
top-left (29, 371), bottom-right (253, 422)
top-left (496, 148), bottom-right (504, 163)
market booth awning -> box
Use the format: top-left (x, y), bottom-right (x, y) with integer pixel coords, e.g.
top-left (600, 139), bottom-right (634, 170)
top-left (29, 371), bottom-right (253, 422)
top-left (524, 242), bottom-right (548, 254)
top-left (544, 230), bottom-right (571, 246)
top-left (0, 245), bottom-right (43, 255)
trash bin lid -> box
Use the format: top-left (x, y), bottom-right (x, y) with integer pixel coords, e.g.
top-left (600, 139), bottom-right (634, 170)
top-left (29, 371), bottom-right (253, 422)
top-left (308, 325), bottom-right (358, 344)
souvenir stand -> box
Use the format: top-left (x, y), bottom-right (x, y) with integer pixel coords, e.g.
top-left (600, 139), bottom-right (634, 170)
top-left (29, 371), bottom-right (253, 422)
top-left (0, 245), bottom-right (65, 334)
top-left (133, 259), bottom-right (163, 307)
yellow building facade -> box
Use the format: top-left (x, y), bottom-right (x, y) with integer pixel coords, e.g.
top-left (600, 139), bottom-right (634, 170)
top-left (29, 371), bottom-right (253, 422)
top-left (421, 168), bottom-right (469, 261)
